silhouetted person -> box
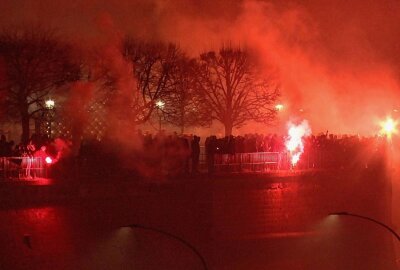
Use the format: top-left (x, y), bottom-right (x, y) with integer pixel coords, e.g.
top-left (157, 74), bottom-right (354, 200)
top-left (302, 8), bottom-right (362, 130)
top-left (191, 136), bottom-right (201, 174)
top-left (25, 140), bottom-right (36, 179)
top-left (33, 145), bottom-right (48, 178)
top-left (205, 136), bottom-right (216, 174)
top-left (0, 135), bottom-right (6, 156)
top-left (180, 136), bottom-right (191, 175)
top-left (5, 140), bottom-right (14, 157)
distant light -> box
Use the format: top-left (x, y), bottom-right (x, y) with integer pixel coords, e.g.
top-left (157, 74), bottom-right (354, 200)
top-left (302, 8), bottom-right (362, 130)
top-left (299, 109), bottom-right (304, 113)
top-left (380, 117), bottom-right (398, 138)
top-left (118, 227), bottom-right (133, 235)
top-left (275, 104), bottom-right (284, 111)
top-left (45, 99), bottom-right (55, 109)
top-left (156, 100), bottom-right (165, 109)
top-left (45, 157), bottom-right (53, 164)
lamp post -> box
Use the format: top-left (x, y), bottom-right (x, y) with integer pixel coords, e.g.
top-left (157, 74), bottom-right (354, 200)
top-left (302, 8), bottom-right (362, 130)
top-left (123, 224), bottom-right (208, 270)
top-left (329, 212), bottom-right (400, 242)
top-left (45, 99), bottom-right (55, 138)
top-left (156, 100), bottom-right (165, 132)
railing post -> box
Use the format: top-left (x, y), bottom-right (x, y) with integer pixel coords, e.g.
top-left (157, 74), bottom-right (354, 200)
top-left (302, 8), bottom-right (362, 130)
top-left (0, 157), bottom-right (2, 179)
top-left (239, 153), bottom-right (242, 172)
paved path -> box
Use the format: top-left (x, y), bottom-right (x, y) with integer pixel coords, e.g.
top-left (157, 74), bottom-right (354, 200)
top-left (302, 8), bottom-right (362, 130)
top-left (0, 170), bottom-right (396, 270)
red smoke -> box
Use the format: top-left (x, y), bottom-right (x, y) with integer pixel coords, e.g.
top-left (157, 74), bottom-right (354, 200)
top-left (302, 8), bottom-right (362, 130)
top-left (62, 81), bottom-right (94, 154)
top-left (1, 0), bottom-right (400, 136)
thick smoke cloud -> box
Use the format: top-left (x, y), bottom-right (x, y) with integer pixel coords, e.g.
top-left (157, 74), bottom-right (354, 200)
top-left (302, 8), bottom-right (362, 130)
top-left (1, 0), bottom-right (400, 135)
top-left (149, 0), bottom-right (400, 135)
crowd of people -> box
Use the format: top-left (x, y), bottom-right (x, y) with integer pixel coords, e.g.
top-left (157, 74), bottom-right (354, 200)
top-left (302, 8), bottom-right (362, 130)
top-left (0, 134), bottom-right (71, 179)
top-left (205, 134), bottom-right (286, 155)
top-left (205, 133), bottom-right (389, 170)
top-left (0, 134), bottom-right (52, 158)
top-left (0, 130), bottom-right (391, 179)
top-left (0, 135), bottom-right (15, 157)
top-left (78, 131), bottom-right (202, 178)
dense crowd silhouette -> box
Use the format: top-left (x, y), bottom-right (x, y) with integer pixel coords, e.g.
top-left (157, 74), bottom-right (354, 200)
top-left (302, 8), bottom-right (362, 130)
top-left (0, 131), bottom-right (390, 179)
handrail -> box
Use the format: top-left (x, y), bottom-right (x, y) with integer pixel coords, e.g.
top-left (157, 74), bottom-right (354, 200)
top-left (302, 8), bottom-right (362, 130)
top-left (0, 156), bottom-right (48, 179)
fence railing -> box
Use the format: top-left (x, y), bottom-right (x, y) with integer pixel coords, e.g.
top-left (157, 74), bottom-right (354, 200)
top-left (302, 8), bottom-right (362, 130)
top-left (0, 148), bottom-right (374, 180)
top-left (0, 157), bottom-right (48, 180)
top-left (213, 152), bottom-right (291, 172)
top-left (211, 149), bottom-right (365, 173)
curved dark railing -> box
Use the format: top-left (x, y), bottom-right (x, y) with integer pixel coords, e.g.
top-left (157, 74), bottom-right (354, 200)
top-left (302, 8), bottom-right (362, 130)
top-left (123, 224), bottom-right (208, 270)
top-left (329, 212), bottom-right (400, 242)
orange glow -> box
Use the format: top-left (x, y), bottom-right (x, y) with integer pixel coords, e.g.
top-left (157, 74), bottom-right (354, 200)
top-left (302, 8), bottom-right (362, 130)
top-left (379, 117), bottom-right (398, 138)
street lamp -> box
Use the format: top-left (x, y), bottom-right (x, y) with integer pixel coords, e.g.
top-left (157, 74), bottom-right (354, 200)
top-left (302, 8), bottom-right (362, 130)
top-left (329, 212), bottom-right (400, 242)
top-left (122, 224), bottom-right (208, 270)
top-left (379, 117), bottom-right (398, 140)
top-left (45, 99), bottom-right (55, 109)
top-left (44, 99), bottom-right (56, 138)
top-left (156, 100), bottom-right (165, 132)
top-left (275, 104), bottom-right (284, 111)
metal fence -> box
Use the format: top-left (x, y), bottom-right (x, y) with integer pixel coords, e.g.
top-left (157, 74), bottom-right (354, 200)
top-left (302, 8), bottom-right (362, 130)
top-left (0, 157), bottom-right (48, 180)
top-left (211, 149), bottom-right (358, 173)
top-left (213, 152), bottom-right (291, 172)
top-left (0, 149), bottom-right (359, 180)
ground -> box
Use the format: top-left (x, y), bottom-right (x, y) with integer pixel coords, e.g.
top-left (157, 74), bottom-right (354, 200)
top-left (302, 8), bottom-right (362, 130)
top-left (0, 170), bottom-right (396, 269)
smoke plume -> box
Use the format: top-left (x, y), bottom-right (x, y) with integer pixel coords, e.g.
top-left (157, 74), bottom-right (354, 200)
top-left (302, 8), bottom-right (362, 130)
top-left (1, 0), bottom-right (400, 136)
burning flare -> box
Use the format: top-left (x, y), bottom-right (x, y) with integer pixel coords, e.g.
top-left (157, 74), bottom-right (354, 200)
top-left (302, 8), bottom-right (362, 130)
top-left (45, 156), bottom-right (53, 164)
top-left (285, 120), bottom-right (311, 166)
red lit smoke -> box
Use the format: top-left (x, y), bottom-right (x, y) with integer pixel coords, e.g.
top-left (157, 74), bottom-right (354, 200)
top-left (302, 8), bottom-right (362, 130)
top-left (62, 81), bottom-right (94, 154)
top-left (92, 12), bottom-right (142, 152)
top-left (1, 0), bottom-right (400, 136)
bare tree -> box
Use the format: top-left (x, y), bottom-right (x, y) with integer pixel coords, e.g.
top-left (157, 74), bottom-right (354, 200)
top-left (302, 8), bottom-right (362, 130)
top-left (120, 38), bottom-right (181, 124)
top-left (0, 27), bottom-right (80, 142)
top-left (162, 57), bottom-right (211, 133)
top-left (196, 46), bottom-right (279, 136)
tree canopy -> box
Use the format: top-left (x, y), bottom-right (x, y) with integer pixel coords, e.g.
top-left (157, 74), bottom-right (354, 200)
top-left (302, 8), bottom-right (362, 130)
top-left (195, 47), bottom-right (279, 136)
top-left (0, 27), bottom-right (80, 142)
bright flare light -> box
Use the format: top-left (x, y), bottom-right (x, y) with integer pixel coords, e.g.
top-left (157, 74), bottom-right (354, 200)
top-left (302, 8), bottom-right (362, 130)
top-left (275, 104), bottom-right (284, 111)
top-left (380, 117), bottom-right (398, 138)
top-left (285, 120), bottom-right (311, 166)
top-left (45, 156), bottom-right (53, 164)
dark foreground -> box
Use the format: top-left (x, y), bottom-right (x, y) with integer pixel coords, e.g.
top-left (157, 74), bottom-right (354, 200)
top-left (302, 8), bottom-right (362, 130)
top-left (0, 170), bottom-right (396, 270)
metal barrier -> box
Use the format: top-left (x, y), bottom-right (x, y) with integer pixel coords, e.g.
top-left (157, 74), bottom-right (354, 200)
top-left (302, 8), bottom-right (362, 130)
top-left (0, 157), bottom-right (48, 180)
top-left (213, 152), bottom-right (290, 172)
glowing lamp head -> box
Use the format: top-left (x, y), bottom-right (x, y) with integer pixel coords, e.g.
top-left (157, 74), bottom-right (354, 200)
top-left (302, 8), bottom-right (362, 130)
top-left (45, 99), bottom-right (55, 109)
top-left (156, 100), bottom-right (165, 109)
top-left (275, 104), bottom-right (284, 111)
top-left (380, 117), bottom-right (398, 138)
top-left (45, 156), bottom-right (53, 164)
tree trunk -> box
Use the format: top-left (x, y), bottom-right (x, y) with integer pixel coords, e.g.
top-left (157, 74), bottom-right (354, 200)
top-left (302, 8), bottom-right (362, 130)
top-left (180, 106), bottom-right (185, 134)
top-left (224, 121), bottom-right (233, 137)
top-left (21, 112), bottom-right (30, 143)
